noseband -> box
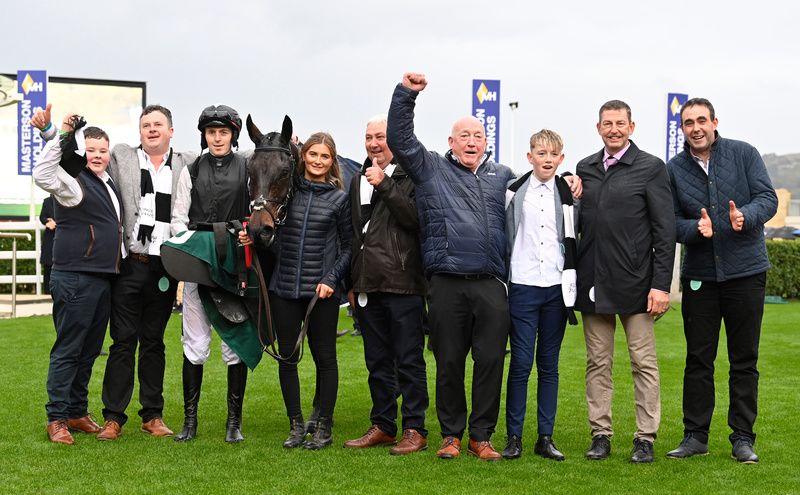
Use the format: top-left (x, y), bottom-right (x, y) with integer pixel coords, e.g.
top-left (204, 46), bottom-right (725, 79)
top-left (250, 137), bottom-right (295, 227)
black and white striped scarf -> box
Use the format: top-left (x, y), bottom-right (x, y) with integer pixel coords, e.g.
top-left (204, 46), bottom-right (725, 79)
top-left (135, 148), bottom-right (173, 255)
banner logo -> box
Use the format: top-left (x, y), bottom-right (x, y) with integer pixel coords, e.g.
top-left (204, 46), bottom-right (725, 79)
top-left (18, 70), bottom-right (47, 176)
top-left (665, 92), bottom-right (688, 163)
top-left (472, 79), bottom-right (500, 162)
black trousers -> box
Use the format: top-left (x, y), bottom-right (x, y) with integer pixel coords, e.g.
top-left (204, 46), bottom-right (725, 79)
top-left (428, 275), bottom-right (510, 441)
top-left (269, 292), bottom-right (339, 419)
top-left (680, 272), bottom-right (765, 444)
top-left (102, 257), bottom-right (177, 425)
top-left (46, 270), bottom-right (110, 421)
top-left (355, 293), bottom-right (429, 437)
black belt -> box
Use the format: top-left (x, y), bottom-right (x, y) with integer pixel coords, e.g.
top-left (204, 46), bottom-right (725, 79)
top-left (436, 272), bottom-right (495, 280)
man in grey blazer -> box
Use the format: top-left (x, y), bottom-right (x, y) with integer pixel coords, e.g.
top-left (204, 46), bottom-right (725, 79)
top-left (97, 105), bottom-right (198, 440)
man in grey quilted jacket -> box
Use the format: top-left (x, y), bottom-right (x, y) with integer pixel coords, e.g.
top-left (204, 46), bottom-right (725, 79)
top-left (665, 98), bottom-right (777, 464)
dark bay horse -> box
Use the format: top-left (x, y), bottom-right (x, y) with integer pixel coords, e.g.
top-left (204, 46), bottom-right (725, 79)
top-left (245, 114), bottom-right (299, 249)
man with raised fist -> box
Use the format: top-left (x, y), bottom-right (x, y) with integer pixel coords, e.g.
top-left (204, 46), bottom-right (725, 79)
top-left (666, 98), bottom-right (777, 464)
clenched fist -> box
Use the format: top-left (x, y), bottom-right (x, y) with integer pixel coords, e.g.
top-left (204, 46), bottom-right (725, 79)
top-left (402, 72), bottom-right (427, 92)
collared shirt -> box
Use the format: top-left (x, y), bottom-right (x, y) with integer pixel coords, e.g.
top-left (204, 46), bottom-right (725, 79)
top-left (691, 152), bottom-right (710, 175)
top-left (129, 148), bottom-right (171, 254)
top-left (360, 164), bottom-right (397, 235)
top-left (603, 141), bottom-right (631, 170)
top-left (510, 177), bottom-right (561, 286)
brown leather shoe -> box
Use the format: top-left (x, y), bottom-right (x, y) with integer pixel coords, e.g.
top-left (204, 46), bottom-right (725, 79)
top-left (47, 420), bottom-right (74, 445)
top-left (436, 436), bottom-right (461, 459)
top-left (97, 420), bottom-right (122, 441)
top-left (390, 429), bottom-right (428, 455)
top-left (343, 425), bottom-right (396, 448)
top-left (141, 417), bottom-right (174, 437)
top-left (468, 438), bottom-right (502, 461)
top-left (67, 415), bottom-right (101, 433)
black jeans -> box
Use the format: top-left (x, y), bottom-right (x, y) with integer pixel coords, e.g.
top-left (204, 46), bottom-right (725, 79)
top-left (428, 275), bottom-right (510, 441)
top-left (46, 270), bottom-right (111, 421)
top-left (355, 293), bottom-right (428, 437)
top-left (269, 292), bottom-right (339, 419)
top-left (102, 257), bottom-right (177, 425)
top-left (680, 272), bottom-right (766, 444)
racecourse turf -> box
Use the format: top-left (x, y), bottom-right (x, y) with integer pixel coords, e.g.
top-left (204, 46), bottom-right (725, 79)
top-left (1, 303), bottom-right (798, 495)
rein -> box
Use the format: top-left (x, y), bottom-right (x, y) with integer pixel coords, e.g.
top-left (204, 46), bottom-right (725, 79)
top-left (251, 250), bottom-right (317, 365)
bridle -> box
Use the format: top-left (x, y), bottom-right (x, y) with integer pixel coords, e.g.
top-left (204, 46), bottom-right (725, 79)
top-left (249, 136), bottom-right (295, 226)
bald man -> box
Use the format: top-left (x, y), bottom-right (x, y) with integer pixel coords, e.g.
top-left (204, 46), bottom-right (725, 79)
top-left (386, 72), bottom-right (515, 461)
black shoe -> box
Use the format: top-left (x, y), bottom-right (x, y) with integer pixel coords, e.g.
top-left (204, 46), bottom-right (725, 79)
top-left (501, 434), bottom-right (522, 459)
top-left (534, 435), bottom-right (565, 461)
top-left (351, 328), bottom-right (362, 337)
top-left (586, 435), bottom-right (611, 460)
top-left (303, 417), bottom-right (333, 450)
top-left (731, 438), bottom-right (759, 464)
top-left (666, 434), bottom-right (708, 458)
top-left (283, 415), bottom-right (306, 448)
top-left (175, 356), bottom-right (203, 442)
top-left (631, 438), bottom-right (654, 463)
top-left (224, 363), bottom-right (247, 443)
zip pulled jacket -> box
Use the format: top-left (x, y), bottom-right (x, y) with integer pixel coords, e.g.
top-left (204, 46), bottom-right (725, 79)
top-left (270, 176), bottom-right (353, 299)
top-left (387, 84), bottom-right (515, 279)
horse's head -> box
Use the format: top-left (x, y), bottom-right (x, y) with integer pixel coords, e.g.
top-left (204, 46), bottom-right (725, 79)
top-left (246, 114), bottom-right (298, 248)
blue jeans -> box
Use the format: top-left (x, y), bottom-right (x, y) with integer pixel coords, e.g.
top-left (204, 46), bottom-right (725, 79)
top-left (505, 283), bottom-right (566, 437)
top-left (46, 270), bottom-right (111, 421)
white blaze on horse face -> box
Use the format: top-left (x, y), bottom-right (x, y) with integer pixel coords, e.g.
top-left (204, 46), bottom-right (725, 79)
top-left (365, 121), bottom-right (393, 168)
top-left (303, 143), bottom-right (333, 182)
top-left (205, 127), bottom-right (233, 157)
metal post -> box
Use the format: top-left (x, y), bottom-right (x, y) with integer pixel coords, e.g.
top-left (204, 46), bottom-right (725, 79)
top-left (11, 238), bottom-right (18, 318)
top-left (1, 232), bottom-right (32, 318)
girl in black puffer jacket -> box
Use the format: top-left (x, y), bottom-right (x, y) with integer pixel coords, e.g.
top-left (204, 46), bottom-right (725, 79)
top-left (269, 132), bottom-right (352, 450)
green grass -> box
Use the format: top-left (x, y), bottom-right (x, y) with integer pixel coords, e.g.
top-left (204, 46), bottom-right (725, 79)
top-left (1, 303), bottom-right (799, 495)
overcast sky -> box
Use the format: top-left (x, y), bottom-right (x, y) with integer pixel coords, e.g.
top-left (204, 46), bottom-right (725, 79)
top-left (4, 0), bottom-right (799, 182)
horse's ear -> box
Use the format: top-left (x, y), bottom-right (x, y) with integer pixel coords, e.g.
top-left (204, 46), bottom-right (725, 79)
top-left (247, 114), bottom-right (263, 145)
top-left (281, 115), bottom-right (293, 144)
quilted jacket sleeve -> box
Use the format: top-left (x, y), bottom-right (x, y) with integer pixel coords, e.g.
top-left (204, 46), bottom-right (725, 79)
top-left (387, 84), bottom-right (433, 184)
top-left (738, 144), bottom-right (778, 232)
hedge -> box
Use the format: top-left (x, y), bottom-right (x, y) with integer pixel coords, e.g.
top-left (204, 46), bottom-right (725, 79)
top-left (766, 239), bottom-right (800, 298)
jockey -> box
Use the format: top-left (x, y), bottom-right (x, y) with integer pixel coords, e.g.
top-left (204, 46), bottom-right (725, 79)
top-left (170, 105), bottom-right (251, 443)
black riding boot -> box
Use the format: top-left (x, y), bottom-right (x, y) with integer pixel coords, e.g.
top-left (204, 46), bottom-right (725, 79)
top-left (303, 416), bottom-right (333, 450)
top-left (283, 415), bottom-right (306, 448)
top-left (225, 362), bottom-right (247, 443)
top-left (305, 404), bottom-right (320, 435)
top-left (175, 356), bottom-right (203, 442)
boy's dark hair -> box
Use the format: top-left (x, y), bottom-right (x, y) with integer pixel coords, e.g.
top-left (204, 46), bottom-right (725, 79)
top-left (83, 126), bottom-right (109, 142)
top-left (141, 104), bottom-right (173, 127)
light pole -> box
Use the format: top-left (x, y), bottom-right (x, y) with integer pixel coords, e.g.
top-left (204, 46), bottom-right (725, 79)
top-left (508, 101), bottom-right (519, 170)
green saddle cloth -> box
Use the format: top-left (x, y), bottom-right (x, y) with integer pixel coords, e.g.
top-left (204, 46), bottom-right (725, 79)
top-left (163, 230), bottom-right (264, 370)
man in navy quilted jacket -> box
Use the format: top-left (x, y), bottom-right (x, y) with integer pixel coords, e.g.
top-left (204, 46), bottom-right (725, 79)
top-left (387, 72), bottom-right (515, 461)
top-left (665, 98), bottom-right (777, 464)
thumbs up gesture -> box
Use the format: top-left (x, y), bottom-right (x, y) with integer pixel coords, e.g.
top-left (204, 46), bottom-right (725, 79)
top-left (698, 208), bottom-right (713, 238)
top-left (364, 157), bottom-right (385, 186)
top-left (729, 200), bottom-right (744, 231)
